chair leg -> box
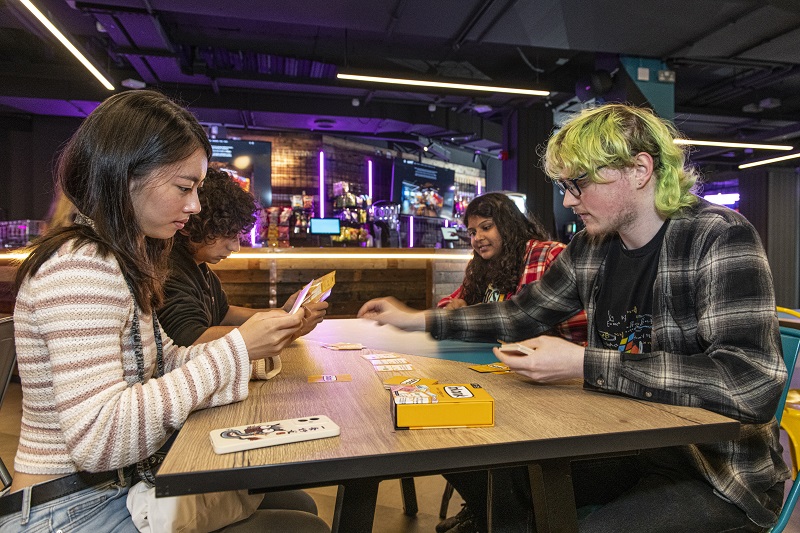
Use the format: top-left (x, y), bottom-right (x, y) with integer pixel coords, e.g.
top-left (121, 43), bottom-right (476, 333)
top-left (400, 477), bottom-right (418, 516)
top-left (439, 481), bottom-right (455, 519)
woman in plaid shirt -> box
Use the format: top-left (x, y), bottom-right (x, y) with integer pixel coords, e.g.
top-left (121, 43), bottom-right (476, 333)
top-left (438, 192), bottom-right (587, 346)
top-left (360, 104), bottom-right (788, 532)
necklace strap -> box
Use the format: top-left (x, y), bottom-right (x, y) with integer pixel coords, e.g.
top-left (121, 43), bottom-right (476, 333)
top-left (125, 279), bottom-right (164, 485)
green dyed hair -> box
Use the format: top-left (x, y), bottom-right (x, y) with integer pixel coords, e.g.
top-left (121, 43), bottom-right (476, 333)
top-left (543, 103), bottom-right (699, 217)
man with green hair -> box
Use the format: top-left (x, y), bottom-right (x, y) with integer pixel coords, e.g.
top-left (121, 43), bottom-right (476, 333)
top-left (358, 103), bottom-right (788, 532)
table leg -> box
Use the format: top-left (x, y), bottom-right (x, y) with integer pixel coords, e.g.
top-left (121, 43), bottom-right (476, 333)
top-left (486, 461), bottom-right (577, 533)
top-left (331, 478), bottom-right (380, 533)
top-left (400, 477), bottom-right (418, 516)
top-left (528, 459), bottom-right (578, 533)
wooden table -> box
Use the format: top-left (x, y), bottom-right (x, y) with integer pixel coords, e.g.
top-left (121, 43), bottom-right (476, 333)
top-left (779, 310), bottom-right (800, 330)
top-left (156, 319), bottom-right (739, 533)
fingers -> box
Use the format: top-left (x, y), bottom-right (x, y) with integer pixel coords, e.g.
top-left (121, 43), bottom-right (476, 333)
top-left (444, 299), bottom-right (467, 310)
top-left (251, 310), bottom-right (304, 330)
top-left (282, 290), bottom-right (300, 312)
top-left (358, 298), bottom-right (388, 318)
top-left (304, 301), bottom-right (328, 318)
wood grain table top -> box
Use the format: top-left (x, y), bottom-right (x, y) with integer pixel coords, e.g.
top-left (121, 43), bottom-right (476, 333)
top-left (156, 319), bottom-right (739, 498)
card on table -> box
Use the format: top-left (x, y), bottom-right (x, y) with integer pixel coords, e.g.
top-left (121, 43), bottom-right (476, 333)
top-left (210, 415), bottom-right (340, 454)
top-left (382, 376), bottom-right (439, 389)
top-left (369, 357), bottom-right (409, 365)
top-left (323, 342), bottom-right (364, 350)
top-left (469, 362), bottom-right (511, 374)
top-left (361, 353), bottom-right (400, 360)
top-left (373, 364), bottom-right (414, 372)
top-left (308, 374), bottom-right (352, 383)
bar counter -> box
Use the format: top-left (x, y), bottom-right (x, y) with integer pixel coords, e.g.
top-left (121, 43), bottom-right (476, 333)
top-left (0, 248), bottom-right (471, 317)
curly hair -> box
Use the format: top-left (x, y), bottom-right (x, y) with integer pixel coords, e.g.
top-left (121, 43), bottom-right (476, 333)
top-left (543, 103), bottom-right (699, 218)
top-left (460, 192), bottom-right (550, 305)
top-left (184, 167), bottom-right (257, 245)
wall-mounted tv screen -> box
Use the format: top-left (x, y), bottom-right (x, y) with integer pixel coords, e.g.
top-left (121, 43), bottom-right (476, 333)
top-left (209, 139), bottom-right (272, 207)
top-left (392, 159), bottom-right (456, 219)
top-left (309, 218), bottom-right (341, 235)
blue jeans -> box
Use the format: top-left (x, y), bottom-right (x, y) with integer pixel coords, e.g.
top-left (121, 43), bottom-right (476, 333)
top-left (0, 478), bottom-right (136, 533)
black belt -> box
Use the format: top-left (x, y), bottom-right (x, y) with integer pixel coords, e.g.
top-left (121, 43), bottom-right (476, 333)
top-left (0, 469), bottom-right (129, 517)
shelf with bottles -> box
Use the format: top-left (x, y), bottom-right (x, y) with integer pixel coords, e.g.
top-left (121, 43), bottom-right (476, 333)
top-left (287, 191), bottom-right (315, 245)
top-left (332, 180), bottom-right (370, 212)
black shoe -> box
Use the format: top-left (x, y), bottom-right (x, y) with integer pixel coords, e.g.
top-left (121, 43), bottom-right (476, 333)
top-left (445, 516), bottom-right (480, 533)
top-left (436, 504), bottom-right (474, 533)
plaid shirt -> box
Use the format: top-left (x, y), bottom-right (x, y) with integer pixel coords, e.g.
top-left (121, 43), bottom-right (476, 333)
top-left (437, 239), bottom-right (588, 345)
top-left (429, 199), bottom-right (789, 527)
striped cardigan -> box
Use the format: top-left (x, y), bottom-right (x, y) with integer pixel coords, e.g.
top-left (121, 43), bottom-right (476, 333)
top-left (13, 241), bottom-right (251, 475)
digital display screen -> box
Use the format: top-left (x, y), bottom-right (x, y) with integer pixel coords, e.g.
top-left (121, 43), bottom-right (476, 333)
top-left (309, 218), bottom-right (341, 235)
top-left (209, 139), bottom-right (272, 207)
top-left (392, 159), bottom-right (455, 219)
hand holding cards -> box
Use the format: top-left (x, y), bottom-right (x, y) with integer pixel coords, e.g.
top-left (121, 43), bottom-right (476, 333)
top-left (289, 271), bottom-right (336, 315)
top-left (497, 343), bottom-right (536, 356)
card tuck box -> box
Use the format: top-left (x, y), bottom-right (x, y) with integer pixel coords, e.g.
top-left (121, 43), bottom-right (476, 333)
top-left (391, 383), bottom-right (494, 429)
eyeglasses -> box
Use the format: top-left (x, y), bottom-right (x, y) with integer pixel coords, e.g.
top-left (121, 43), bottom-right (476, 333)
top-left (554, 172), bottom-right (589, 197)
top-left (554, 166), bottom-right (604, 198)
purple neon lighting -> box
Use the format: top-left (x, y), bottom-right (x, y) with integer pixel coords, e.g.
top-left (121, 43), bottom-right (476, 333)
top-left (476, 178), bottom-right (482, 196)
top-left (368, 159), bottom-right (373, 199)
top-left (409, 216), bottom-right (414, 248)
top-left (319, 151), bottom-right (325, 218)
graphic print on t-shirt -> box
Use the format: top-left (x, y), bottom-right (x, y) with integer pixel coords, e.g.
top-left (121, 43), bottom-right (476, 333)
top-left (483, 284), bottom-right (506, 303)
top-left (597, 306), bottom-right (653, 354)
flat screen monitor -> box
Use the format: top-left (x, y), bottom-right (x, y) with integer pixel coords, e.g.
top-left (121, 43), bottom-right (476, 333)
top-left (309, 218), bottom-right (341, 235)
top-left (392, 159), bottom-right (455, 219)
top-left (209, 139), bottom-right (272, 207)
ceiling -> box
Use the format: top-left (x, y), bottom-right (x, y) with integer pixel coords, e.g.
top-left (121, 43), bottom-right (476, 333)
top-left (2, 0), bottom-right (800, 172)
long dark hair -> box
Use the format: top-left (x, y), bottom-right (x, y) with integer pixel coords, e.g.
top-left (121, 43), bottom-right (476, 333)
top-left (16, 90), bottom-right (211, 312)
top-left (461, 192), bottom-right (550, 304)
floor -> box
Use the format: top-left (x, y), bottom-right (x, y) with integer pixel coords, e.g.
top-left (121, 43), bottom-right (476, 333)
top-left (0, 380), bottom-right (796, 532)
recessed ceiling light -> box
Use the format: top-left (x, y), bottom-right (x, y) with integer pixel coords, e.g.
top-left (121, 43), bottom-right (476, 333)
top-left (313, 118), bottom-right (336, 129)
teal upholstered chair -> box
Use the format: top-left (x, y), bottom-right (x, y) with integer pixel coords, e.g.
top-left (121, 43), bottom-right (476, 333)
top-left (772, 326), bottom-right (800, 532)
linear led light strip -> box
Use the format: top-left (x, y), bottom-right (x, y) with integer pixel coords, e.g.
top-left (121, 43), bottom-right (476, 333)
top-left (0, 251), bottom-right (473, 260)
top-left (673, 139), bottom-right (793, 150)
top-left (338, 73), bottom-right (550, 96)
top-left (739, 152), bottom-right (800, 169)
top-left (19, 0), bottom-right (115, 90)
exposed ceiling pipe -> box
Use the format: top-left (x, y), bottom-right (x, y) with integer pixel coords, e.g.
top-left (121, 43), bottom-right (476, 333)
top-left (473, 0), bottom-right (520, 44)
top-left (690, 64), bottom-right (797, 107)
top-left (451, 0), bottom-right (499, 51)
top-left (658, 5), bottom-right (759, 58)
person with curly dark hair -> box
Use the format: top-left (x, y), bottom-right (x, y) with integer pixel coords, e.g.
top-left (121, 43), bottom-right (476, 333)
top-left (159, 167), bottom-right (327, 351)
top-left (435, 192), bottom-right (588, 533)
top-left (438, 192), bottom-right (587, 344)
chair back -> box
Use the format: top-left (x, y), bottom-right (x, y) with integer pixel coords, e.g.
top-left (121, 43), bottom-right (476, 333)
top-left (0, 318), bottom-right (15, 408)
top-left (771, 326), bottom-right (800, 532)
top-left (0, 317), bottom-right (15, 489)
top-left (778, 327), bottom-right (800, 425)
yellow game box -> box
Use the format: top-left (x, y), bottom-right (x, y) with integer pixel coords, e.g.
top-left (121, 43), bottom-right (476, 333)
top-left (390, 383), bottom-right (494, 429)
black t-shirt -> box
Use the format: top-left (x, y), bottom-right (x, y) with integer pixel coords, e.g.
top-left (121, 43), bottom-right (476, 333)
top-left (595, 221), bottom-right (669, 354)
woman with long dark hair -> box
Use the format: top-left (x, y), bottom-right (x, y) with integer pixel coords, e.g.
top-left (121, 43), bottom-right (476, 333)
top-left (2, 91), bottom-right (327, 532)
top-left (438, 192), bottom-right (587, 344)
